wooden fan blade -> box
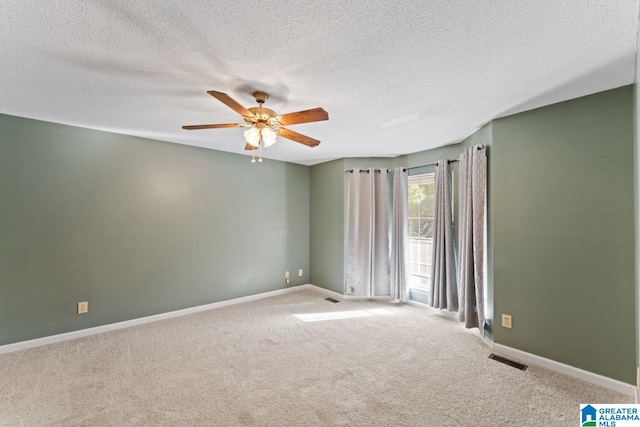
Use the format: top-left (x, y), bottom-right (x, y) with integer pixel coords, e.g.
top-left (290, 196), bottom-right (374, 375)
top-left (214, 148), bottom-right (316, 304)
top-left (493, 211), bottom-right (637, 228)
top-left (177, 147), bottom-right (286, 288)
top-left (182, 123), bottom-right (244, 130)
top-left (244, 143), bottom-right (258, 151)
top-left (278, 128), bottom-right (320, 147)
top-left (277, 107), bottom-right (328, 126)
top-left (207, 91), bottom-right (254, 117)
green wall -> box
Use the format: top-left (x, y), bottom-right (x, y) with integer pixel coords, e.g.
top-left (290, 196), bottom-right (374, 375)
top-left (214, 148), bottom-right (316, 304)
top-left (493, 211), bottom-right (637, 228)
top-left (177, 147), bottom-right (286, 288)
top-left (492, 86), bottom-right (635, 383)
top-left (309, 159), bottom-right (345, 293)
top-left (0, 114), bottom-right (310, 346)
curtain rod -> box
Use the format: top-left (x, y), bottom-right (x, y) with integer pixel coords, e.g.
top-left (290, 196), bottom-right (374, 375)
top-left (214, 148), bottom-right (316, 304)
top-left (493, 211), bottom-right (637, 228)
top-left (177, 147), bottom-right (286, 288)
top-left (403, 144), bottom-right (485, 171)
top-left (342, 162), bottom-right (456, 173)
top-left (403, 159), bottom-right (458, 172)
top-left (343, 168), bottom-right (391, 173)
top-left (343, 145), bottom-right (484, 173)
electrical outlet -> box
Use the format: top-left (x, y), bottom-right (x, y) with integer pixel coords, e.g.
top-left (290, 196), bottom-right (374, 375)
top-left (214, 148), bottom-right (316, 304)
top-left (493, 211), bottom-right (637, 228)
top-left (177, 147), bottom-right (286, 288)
top-left (77, 301), bottom-right (88, 314)
top-left (285, 271), bottom-right (290, 279)
top-left (501, 314), bottom-right (512, 329)
top-left (298, 269), bottom-right (303, 276)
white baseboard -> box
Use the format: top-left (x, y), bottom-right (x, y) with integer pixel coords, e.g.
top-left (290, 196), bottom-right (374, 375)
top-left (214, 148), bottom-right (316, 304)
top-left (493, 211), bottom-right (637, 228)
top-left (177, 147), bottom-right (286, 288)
top-left (0, 285), bottom-right (310, 355)
top-left (493, 343), bottom-right (637, 399)
top-left (469, 326), bottom-right (494, 350)
top-left (302, 284), bottom-right (395, 300)
top-left (300, 284), bottom-right (345, 299)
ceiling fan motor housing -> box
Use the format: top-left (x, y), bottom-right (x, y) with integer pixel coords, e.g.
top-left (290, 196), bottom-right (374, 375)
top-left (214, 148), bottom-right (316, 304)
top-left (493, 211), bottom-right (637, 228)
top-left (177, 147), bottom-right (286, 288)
top-left (247, 107), bottom-right (276, 118)
top-left (245, 106), bottom-right (278, 128)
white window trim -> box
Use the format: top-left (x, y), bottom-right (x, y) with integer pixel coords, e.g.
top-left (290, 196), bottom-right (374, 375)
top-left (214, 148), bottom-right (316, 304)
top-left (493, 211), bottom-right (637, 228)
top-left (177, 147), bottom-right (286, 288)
top-left (408, 173), bottom-right (435, 292)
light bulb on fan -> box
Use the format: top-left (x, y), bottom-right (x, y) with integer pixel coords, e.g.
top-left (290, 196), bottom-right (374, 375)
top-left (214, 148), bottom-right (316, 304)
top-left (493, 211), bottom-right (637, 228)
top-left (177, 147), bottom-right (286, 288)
top-left (261, 128), bottom-right (277, 147)
top-left (244, 127), bottom-right (261, 147)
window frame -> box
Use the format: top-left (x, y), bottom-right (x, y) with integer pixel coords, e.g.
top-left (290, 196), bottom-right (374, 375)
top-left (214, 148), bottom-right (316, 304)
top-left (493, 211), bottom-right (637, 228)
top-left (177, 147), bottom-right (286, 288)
top-left (407, 173), bottom-right (435, 291)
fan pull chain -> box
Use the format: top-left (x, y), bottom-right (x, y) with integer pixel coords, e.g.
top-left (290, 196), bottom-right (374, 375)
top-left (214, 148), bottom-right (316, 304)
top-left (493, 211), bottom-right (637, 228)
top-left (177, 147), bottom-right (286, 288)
top-left (251, 149), bottom-right (256, 163)
top-left (259, 141), bottom-right (263, 163)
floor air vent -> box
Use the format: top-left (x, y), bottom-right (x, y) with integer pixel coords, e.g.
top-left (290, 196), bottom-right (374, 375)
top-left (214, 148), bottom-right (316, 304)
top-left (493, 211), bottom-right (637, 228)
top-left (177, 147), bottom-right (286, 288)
top-left (488, 354), bottom-right (528, 371)
top-left (324, 297), bottom-right (340, 303)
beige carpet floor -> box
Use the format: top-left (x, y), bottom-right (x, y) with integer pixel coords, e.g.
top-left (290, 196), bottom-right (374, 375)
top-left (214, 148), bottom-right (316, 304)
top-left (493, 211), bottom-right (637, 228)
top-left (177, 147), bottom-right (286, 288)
top-left (0, 289), bottom-right (632, 426)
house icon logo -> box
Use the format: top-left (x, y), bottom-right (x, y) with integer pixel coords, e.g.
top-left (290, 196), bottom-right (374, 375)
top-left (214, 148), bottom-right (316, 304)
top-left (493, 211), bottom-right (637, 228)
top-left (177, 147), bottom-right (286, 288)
top-left (581, 404), bottom-right (597, 426)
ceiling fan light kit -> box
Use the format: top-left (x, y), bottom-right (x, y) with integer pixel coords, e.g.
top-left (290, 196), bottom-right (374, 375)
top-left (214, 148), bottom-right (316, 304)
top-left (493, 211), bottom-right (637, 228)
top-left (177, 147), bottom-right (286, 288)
top-left (183, 90), bottom-right (329, 163)
top-left (243, 123), bottom-right (277, 148)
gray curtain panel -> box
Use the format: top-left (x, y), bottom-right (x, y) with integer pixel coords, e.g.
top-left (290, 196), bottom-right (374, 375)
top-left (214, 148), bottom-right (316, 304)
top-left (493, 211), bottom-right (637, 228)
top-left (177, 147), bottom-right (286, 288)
top-left (429, 160), bottom-right (458, 311)
top-left (346, 168), bottom-right (391, 297)
top-left (458, 145), bottom-right (487, 330)
top-left (373, 170), bottom-right (391, 296)
top-left (346, 169), bottom-right (373, 296)
top-left (390, 167), bottom-right (409, 302)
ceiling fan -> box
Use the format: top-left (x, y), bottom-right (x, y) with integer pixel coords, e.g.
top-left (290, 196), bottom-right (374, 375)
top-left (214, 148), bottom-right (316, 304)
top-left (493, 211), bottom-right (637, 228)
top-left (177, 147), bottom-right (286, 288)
top-left (182, 90), bottom-right (329, 155)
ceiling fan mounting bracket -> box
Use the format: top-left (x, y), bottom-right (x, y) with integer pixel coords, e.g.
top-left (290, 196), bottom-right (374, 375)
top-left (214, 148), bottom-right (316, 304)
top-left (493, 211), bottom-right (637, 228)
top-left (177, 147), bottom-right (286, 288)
top-left (253, 91), bottom-right (269, 105)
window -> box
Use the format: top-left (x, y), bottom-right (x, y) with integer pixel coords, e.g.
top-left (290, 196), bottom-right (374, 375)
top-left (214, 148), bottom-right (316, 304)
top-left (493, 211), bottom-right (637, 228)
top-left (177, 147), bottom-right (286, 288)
top-left (408, 174), bottom-right (435, 290)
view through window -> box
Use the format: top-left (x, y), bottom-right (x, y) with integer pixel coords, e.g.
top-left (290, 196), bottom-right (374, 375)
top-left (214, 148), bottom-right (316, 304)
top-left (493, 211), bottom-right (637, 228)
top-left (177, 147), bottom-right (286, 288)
top-left (408, 174), bottom-right (435, 290)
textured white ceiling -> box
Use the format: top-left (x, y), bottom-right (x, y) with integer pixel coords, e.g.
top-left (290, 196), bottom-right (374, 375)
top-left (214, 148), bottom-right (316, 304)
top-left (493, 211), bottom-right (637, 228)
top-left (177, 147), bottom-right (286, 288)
top-left (0, 1), bottom-right (638, 165)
